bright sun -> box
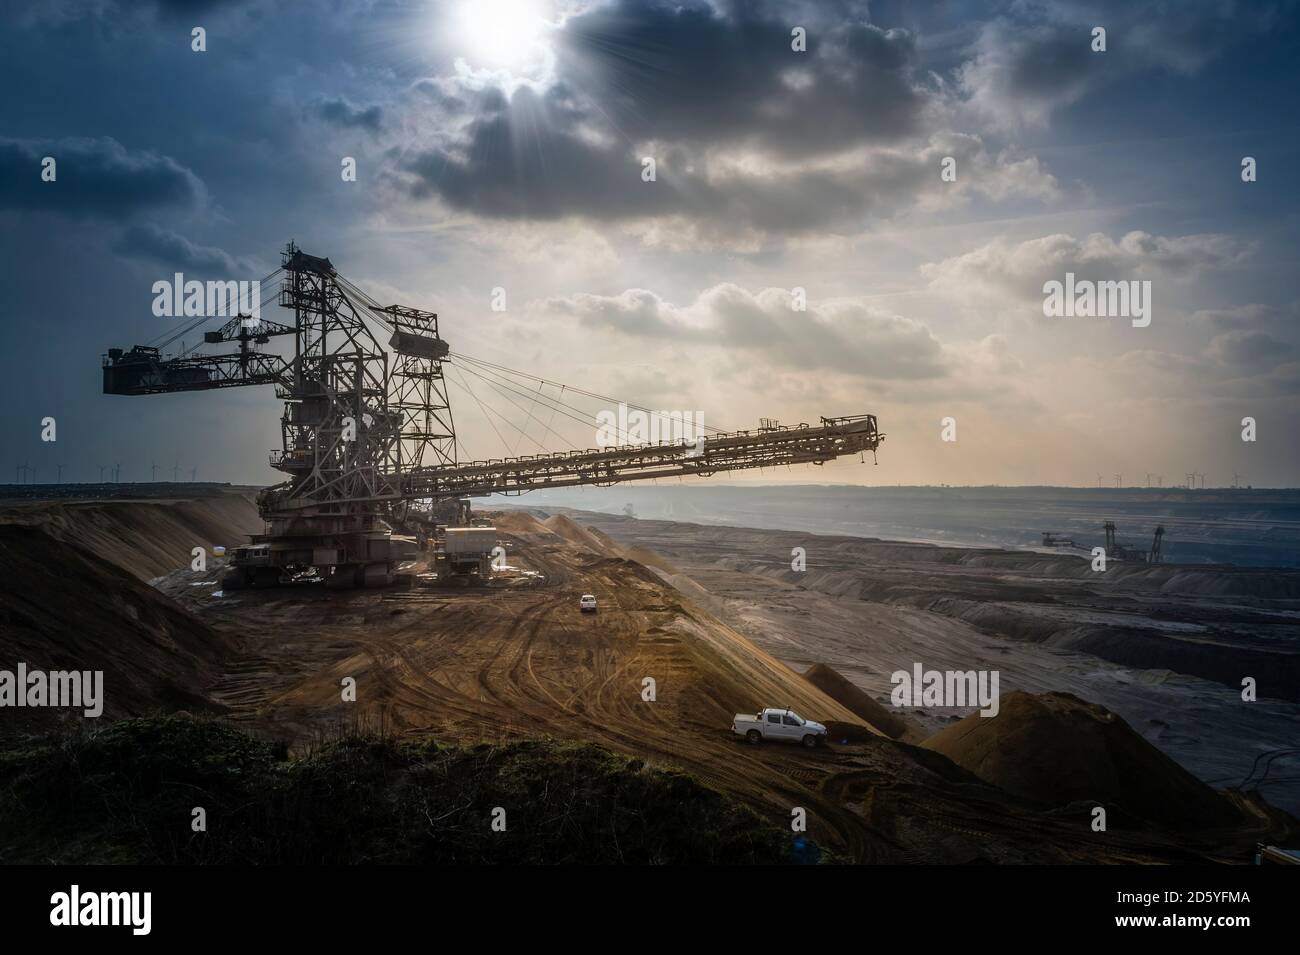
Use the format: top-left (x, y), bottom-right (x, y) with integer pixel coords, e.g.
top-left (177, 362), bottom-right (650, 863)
top-left (457, 0), bottom-right (549, 70)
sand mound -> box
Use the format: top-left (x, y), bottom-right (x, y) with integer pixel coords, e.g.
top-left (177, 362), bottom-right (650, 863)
top-left (0, 524), bottom-right (231, 728)
top-left (803, 664), bottom-right (917, 740)
top-left (664, 614), bottom-right (877, 737)
top-left (616, 542), bottom-right (680, 576)
top-left (542, 513), bottom-right (607, 552)
top-left (581, 524), bottom-right (682, 575)
top-left (0, 492), bottom-right (262, 580)
top-left (922, 691), bottom-right (1243, 830)
top-left (489, 511), bottom-right (548, 534)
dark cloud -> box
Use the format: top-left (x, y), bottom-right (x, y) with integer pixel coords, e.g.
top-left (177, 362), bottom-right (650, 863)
top-left (401, 96), bottom-right (945, 233)
top-left (553, 1), bottom-right (925, 156)
top-left (401, 0), bottom-right (1290, 230)
top-left (114, 223), bottom-right (256, 274)
top-left (401, 0), bottom-right (940, 228)
top-left (961, 1), bottom-right (1281, 127)
top-left (405, 84), bottom-right (667, 221)
top-left (0, 136), bottom-right (205, 220)
top-left (316, 96), bottom-right (384, 132)
top-left (399, 90), bottom-right (1040, 232)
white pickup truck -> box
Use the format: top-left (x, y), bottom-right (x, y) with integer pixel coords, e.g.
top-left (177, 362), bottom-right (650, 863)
top-left (732, 708), bottom-right (827, 748)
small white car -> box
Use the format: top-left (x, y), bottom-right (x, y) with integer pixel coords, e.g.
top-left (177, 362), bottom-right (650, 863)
top-left (733, 708), bottom-right (827, 748)
top-left (579, 594), bottom-right (597, 613)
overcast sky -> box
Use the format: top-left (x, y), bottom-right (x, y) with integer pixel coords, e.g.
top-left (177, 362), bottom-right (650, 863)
top-left (2, 0), bottom-right (1297, 488)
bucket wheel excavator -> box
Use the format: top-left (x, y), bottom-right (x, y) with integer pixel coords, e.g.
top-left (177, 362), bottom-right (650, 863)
top-left (103, 243), bottom-right (884, 589)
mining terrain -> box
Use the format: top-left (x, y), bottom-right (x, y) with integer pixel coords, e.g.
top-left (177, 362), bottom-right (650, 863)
top-left (1, 488), bottom-right (1296, 863)
top-left (548, 507), bottom-right (1300, 816)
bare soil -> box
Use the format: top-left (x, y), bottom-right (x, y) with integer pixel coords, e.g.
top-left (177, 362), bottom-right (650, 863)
top-left (1, 494), bottom-right (1295, 862)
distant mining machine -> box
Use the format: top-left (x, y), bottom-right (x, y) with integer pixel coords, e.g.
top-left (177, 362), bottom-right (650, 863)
top-left (1042, 521), bottom-right (1165, 563)
top-left (103, 243), bottom-right (885, 590)
top-left (1106, 520), bottom-right (1166, 563)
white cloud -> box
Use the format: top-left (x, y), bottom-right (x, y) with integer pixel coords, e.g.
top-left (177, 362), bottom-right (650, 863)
top-left (544, 283), bottom-right (953, 380)
top-left (921, 230), bottom-right (1252, 301)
